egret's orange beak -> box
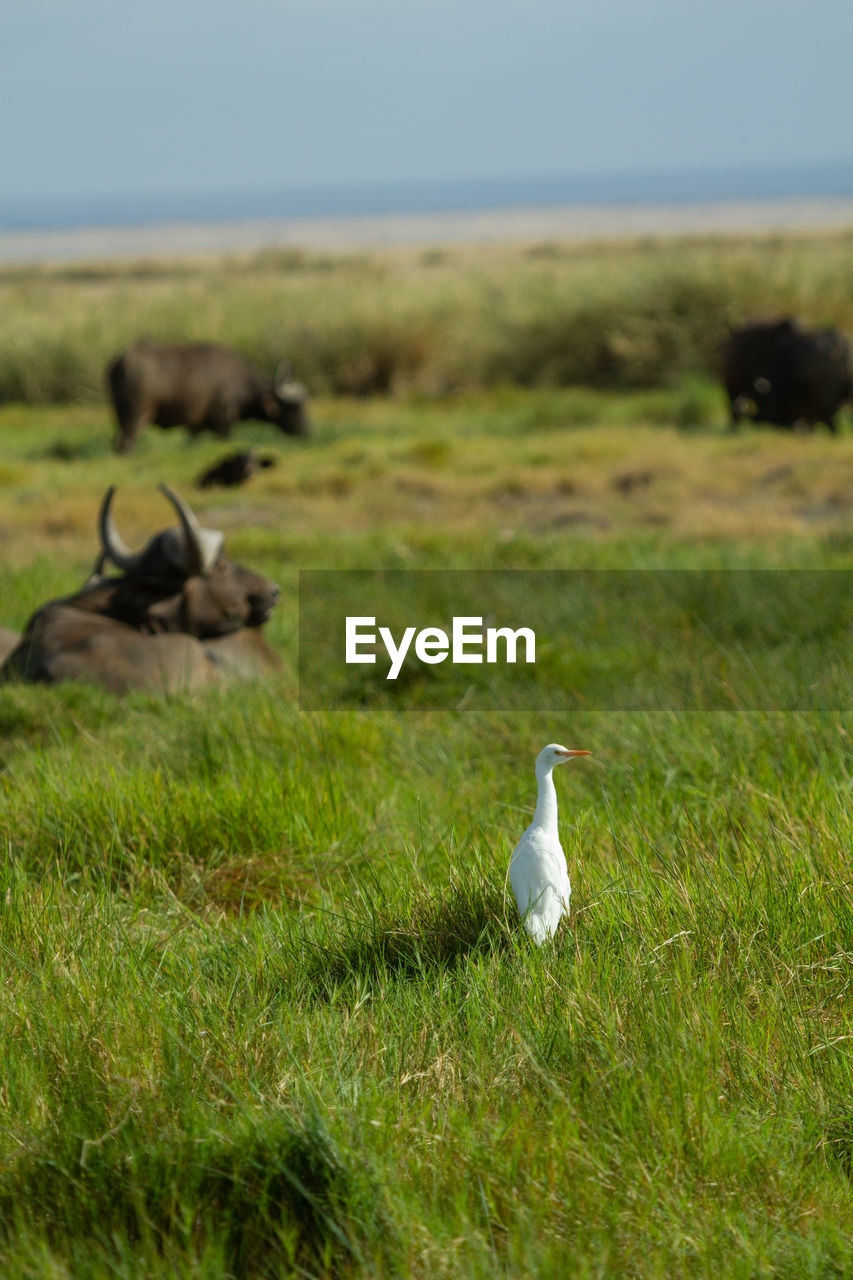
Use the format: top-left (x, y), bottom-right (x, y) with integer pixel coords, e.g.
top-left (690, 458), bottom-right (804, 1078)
top-left (557, 749), bottom-right (591, 758)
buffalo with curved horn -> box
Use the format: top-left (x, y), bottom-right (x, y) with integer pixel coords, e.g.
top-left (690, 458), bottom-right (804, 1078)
top-left (107, 342), bottom-right (310, 453)
top-left (1, 485), bottom-right (282, 693)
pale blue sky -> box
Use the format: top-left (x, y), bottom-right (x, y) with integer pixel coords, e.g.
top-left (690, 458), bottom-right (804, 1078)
top-left (3, 0), bottom-right (852, 203)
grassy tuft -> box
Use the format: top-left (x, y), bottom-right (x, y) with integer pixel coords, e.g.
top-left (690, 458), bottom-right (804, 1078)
top-left (293, 857), bottom-right (511, 997)
top-left (0, 1105), bottom-right (391, 1276)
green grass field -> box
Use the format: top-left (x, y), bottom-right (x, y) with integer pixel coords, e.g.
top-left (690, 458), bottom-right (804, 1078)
top-left (1, 234), bottom-right (852, 1277)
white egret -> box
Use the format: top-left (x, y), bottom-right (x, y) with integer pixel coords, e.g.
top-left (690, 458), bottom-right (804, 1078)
top-left (510, 743), bottom-right (590, 944)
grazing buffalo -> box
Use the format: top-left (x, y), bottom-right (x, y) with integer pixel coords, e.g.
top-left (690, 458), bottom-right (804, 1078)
top-left (723, 317), bottom-right (852, 432)
top-left (0, 486), bottom-right (282, 693)
top-left (107, 342), bottom-right (310, 454)
top-left (197, 448), bottom-right (276, 490)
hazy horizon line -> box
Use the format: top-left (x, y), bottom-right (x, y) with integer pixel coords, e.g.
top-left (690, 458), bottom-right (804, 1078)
top-left (4, 158), bottom-right (853, 234)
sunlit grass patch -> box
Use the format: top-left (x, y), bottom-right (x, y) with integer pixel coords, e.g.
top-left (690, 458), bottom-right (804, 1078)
top-left (0, 707), bottom-right (851, 1273)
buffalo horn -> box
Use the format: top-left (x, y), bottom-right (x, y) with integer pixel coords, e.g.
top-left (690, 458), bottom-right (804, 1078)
top-left (159, 484), bottom-right (223, 577)
top-left (98, 485), bottom-right (146, 572)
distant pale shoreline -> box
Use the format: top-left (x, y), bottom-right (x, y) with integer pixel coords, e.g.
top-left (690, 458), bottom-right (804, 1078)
top-left (3, 195), bottom-right (853, 263)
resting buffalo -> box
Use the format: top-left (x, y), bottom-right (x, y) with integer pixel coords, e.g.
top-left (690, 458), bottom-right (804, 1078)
top-left (107, 342), bottom-right (310, 454)
top-left (197, 448), bottom-right (276, 490)
top-left (0, 486), bottom-right (282, 693)
top-left (723, 318), bottom-right (852, 432)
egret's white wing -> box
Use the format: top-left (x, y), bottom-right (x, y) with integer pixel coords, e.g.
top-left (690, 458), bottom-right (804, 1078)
top-left (510, 827), bottom-right (571, 943)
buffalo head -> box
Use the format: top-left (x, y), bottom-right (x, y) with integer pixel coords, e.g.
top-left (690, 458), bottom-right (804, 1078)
top-left (268, 362), bottom-right (311, 437)
top-left (97, 484), bottom-right (280, 635)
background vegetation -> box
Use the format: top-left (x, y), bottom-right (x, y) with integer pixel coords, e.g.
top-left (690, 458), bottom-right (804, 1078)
top-left (3, 228), bottom-right (853, 405)
top-left (0, 230), bottom-right (852, 1277)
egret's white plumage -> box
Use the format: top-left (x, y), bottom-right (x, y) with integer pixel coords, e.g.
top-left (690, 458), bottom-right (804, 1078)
top-left (510, 743), bottom-right (590, 944)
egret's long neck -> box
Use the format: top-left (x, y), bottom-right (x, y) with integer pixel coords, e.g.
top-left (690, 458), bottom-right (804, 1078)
top-left (533, 764), bottom-right (559, 835)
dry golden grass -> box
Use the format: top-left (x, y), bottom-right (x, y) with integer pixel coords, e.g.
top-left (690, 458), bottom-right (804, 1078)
top-left (1, 395), bottom-right (852, 592)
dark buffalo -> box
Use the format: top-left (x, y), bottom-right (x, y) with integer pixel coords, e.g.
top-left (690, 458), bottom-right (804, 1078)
top-left (0, 486), bottom-right (282, 693)
top-left (723, 317), bottom-right (852, 432)
top-left (107, 342), bottom-right (310, 454)
top-left (197, 448), bottom-right (276, 490)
